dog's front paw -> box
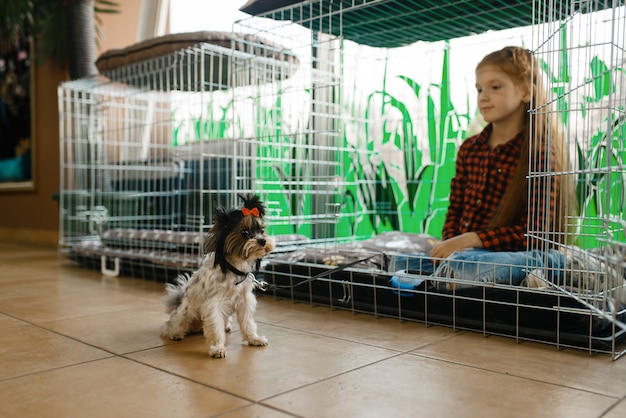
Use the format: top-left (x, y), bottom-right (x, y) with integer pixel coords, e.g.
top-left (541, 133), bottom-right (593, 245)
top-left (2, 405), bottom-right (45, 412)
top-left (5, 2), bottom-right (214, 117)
top-left (161, 326), bottom-right (185, 341)
top-left (209, 345), bottom-right (227, 358)
top-left (247, 335), bottom-right (268, 346)
top-left (168, 334), bottom-right (185, 341)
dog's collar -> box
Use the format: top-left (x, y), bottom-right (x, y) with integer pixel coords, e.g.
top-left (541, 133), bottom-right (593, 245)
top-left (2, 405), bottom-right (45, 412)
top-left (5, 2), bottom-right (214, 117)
top-left (224, 260), bottom-right (248, 277)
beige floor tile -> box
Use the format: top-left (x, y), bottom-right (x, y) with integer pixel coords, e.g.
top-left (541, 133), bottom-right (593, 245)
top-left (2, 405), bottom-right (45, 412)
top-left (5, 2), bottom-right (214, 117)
top-left (127, 324), bottom-right (398, 401)
top-left (411, 332), bottom-right (626, 398)
top-left (254, 297), bottom-right (336, 325)
top-left (0, 256), bottom-right (64, 279)
top-left (43, 305), bottom-right (171, 354)
top-left (265, 353), bottom-right (616, 418)
top-left (0, 313), bottom-right (26, 329)
top-left (0, 262), bottom-right (165, 298)
top-left (1, 282), bottom-right (157, 323)
top-left (0, 260), bottom-right (117, 298)
top-left (0, 357), bottom-right (251, 418)
top-left (100, 274), bottom-right (169, 298)
top-left (603, 398), bottom-right (626, 418)
top-left (0, 276), bottom-right (97, 300)
top-left (260, 299), bottom-right (459, 351)
top-left (0, 324), bottom-right (111, 380)
top-left (218, 404), bottom-right (297, 417)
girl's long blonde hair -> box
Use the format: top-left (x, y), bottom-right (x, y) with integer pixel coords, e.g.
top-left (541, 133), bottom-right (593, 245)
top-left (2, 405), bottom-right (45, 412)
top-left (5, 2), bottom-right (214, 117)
top-left (479, 46), bottom-right (576, 245)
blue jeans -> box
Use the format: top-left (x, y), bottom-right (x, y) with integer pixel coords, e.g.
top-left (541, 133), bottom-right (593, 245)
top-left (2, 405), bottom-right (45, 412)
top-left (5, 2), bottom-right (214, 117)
top-left (390, 248), bottom-right (565, 291)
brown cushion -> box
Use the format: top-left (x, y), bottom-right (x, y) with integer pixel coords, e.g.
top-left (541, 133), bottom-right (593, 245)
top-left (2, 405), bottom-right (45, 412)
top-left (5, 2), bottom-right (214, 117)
top-left (96, 31), bottom-right (298, 73)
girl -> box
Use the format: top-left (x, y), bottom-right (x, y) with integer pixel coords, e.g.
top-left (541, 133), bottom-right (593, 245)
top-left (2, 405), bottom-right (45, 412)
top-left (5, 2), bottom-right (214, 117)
top-left (393, 46), bottom-right (576, 290)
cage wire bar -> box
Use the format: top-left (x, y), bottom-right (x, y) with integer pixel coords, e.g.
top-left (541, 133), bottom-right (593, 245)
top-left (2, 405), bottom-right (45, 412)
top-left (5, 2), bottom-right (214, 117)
top-left (58, 0), bottom-right (626, 358)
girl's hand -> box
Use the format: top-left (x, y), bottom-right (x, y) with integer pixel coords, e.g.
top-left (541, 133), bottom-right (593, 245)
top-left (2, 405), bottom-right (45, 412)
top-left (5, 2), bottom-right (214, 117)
top-left (429, 232), bottom-right (483, 260)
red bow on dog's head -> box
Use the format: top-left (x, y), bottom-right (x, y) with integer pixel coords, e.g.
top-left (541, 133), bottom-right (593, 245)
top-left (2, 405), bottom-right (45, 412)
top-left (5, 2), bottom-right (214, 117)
top-left (238, 194), bottom-right (265, 219)
top-left (241, 207), bottom-right (260, 217)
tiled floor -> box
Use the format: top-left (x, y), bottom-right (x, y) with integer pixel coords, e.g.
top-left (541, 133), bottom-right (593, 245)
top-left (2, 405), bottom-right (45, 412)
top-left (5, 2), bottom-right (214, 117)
top-left (2, 243), bottom-right (626, 418)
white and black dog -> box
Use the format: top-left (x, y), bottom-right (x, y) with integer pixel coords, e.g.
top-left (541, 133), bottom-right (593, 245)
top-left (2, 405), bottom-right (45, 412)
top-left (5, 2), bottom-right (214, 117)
top-left (161, 194), bottom-right (274, 358)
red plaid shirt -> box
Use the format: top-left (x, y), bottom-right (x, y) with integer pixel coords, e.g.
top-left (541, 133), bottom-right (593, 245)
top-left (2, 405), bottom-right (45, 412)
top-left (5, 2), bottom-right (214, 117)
top-left (442, 124), bottom-right (555, 251)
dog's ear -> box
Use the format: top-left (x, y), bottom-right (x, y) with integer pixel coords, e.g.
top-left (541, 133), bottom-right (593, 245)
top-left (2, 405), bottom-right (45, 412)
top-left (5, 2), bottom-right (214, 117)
top-left (213, 207), bottom-right (229, 228)
top-left (215, 206), bottom-right (227, 221)
top-left (205, 207), bottom-right (228, 254)
top-left (207, 206), bottom-right (240, 271)
top-left (239, 194), bottom-right (266, 218)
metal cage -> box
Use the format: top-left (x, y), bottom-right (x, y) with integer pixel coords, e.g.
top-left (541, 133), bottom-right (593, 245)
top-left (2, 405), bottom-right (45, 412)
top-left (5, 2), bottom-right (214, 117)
top-left (58, 0), bottom-right (626, 358)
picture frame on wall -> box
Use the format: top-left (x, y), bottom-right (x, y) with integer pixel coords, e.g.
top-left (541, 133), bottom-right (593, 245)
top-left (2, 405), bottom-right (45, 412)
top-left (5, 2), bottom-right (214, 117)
top-left (0, 33), bottom-right (35, 192)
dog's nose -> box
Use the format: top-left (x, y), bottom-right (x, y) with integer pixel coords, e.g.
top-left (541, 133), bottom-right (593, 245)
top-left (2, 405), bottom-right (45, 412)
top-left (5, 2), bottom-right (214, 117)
top-left (258, 238), bottom-right (266, 247)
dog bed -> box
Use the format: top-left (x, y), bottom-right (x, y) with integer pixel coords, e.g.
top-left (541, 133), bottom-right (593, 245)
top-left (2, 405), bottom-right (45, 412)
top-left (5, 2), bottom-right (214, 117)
top-left (260, 231), bottom-right (626, 350)
top-left (96, 31), bottom-right (300, 90)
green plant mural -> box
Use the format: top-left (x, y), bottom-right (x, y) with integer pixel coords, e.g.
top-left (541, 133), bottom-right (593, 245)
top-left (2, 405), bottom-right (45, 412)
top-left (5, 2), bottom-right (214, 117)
top-left (342, 41), bottom-right (469, 239)
top-left (576, 62), bottom-right (626, 247)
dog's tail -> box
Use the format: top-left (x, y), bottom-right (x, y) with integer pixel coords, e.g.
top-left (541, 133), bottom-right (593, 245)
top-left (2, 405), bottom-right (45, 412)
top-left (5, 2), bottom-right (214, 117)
top-left (163, 273), bottom-right (191, 313)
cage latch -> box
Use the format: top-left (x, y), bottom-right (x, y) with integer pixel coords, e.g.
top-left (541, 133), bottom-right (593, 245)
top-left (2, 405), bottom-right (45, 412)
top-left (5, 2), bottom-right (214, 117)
top-left (100, 255), bottom-right (120, 277)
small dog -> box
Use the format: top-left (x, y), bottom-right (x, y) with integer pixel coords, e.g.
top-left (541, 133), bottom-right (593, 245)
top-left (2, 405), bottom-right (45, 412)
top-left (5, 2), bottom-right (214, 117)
top-left (161, 194), bottom-right (274, 358)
